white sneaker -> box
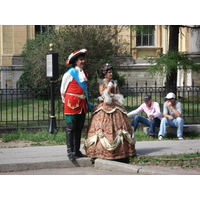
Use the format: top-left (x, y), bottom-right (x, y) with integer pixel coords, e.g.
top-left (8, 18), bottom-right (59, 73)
top-left (158, 135), bottom-right (163, 141)
top-left (178, 137), bottom-right (183, 140)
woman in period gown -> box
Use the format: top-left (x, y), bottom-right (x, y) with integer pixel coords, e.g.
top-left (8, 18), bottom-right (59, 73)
top-left (84, 64), bottom-right (136, 160)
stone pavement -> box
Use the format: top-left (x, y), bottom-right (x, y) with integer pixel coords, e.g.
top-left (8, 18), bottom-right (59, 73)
top-left (0, 139), bottom-right (199, 175)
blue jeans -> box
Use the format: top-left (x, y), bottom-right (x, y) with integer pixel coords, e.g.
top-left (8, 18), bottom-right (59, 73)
top-left (131, 115), bottom-right (161, 136)
top-left (158, 117), bottom-right (184, 138)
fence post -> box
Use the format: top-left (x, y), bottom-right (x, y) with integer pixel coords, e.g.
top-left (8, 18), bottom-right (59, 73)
top-left (145, 81), bottom-right (147, 94)
top-left (136, 82), bottom-right (138, 107)
top-left (5, 82), bottom-right (8, 127)
top-left (126, 81), bottom-right (129, 106)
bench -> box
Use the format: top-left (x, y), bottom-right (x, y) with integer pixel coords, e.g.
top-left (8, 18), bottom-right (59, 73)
top-left (143, 124), bottom-right (200, 135)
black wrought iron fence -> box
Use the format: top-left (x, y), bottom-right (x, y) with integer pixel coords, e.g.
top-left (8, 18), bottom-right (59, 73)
top-left (0, 82), bottom-right (199, 130)
top-left (121, 82), bottom-right (200, 124)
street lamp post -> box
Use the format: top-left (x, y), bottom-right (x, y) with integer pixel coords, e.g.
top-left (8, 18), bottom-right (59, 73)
top-left (46, 43), bottom-right (59, 134)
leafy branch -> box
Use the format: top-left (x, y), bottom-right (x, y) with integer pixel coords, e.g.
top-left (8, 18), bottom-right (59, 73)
top-left (146, 51), bottom-right (200, 79)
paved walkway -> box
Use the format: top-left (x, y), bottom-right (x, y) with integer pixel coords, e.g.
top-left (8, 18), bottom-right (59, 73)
top-left (0, 139), bottom-right (199, 175)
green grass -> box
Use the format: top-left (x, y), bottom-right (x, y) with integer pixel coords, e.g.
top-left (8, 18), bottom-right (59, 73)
top-left (1, 126), bottom-right (199, 145)
top-left (0, 129), bottom-right (66, 146)
top-left (130, 152), bottom-right (200, 168)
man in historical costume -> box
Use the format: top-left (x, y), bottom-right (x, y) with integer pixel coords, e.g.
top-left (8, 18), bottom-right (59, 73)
top-left (60, 49), bottom-right (93, 161)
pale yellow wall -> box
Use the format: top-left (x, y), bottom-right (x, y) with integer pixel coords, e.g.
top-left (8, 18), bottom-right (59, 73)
top-left (14, 25), bottom-right (28, 54)
top-left (117, 25), bottom-right (132, 54)
top-left (0, 25), bottom-right (191, 65)
top-left (155, 25), bottom-right (162, 47)
top-left (0, 25), bottom-right (35, 88)
top-left (2, 25), bottom-right (14, 55)
top-left (0, 25), bottom-right (35, 65)
top-left (179, 27), bottom-right (190, 52)
top-left (161, 25), bottom-right (190, 53)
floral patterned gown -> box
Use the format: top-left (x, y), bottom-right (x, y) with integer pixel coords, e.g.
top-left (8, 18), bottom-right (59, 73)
top-left (84, 79), bottom-right (136, 160)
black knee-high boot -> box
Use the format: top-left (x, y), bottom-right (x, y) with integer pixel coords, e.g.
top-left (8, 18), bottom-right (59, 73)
top-left (66, 123), bottom-right (75, 161)
top-left (74, 120), bottom-right (86, 157)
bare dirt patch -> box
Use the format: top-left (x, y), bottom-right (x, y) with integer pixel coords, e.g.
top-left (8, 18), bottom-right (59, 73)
top-left (0, 139), bottom-right (50, 148)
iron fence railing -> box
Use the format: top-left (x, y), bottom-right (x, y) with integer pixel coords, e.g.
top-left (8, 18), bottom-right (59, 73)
top-left (121, 82), bottom-right (200, 124)
top-left (0, 82), bottom-right (199, 130)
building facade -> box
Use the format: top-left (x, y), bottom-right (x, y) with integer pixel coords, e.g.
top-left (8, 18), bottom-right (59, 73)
top-left (0, 25), bottom-right (35, 89)
top-left (0, 25), bottom-right (199, 89)
top-left (115, 25), bottom-right (200, 86)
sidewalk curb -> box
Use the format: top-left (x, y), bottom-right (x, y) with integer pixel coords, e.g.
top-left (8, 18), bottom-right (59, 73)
top-left (94, 159), bottom-right (178, 175)
top-left (0, 158), bottom-right (92, 172)
top-left (1, 139), bottom-right (199, 174)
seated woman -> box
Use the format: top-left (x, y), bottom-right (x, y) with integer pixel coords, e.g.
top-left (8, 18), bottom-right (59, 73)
top-left (84, 63), bottom-right (136, 161)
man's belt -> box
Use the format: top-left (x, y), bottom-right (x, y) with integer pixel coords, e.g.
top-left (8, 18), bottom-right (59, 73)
top-left (66, 93), bottom-right (86, 99)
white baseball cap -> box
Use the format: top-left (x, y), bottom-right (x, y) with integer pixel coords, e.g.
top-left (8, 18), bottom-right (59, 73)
top-left (165, 92), bottom-right (176, 99)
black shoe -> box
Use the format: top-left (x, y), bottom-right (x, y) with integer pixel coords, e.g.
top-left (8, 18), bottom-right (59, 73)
top-left (75, 151), bottom-right (86, 158)
top-left (113, 157), bottom-right (130, 163)
top-left (68, 153), bottom-right (76, 161)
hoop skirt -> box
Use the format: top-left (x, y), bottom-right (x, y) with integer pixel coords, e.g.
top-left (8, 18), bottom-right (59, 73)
top-left (84, 80), bottom-right (136, 160)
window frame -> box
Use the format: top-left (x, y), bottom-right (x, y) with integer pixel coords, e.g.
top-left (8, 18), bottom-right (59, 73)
top-left (136, 27), bottom-right (155, 46)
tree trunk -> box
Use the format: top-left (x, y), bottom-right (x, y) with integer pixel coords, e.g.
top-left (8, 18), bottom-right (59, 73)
top-left (165, 25), bottom-right (180, 93)
top-left (169, 25), bottom-right (179, 51)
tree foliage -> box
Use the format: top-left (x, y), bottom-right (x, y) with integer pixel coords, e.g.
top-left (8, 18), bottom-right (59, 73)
top-left (146, 25), bottom-right (200, 92)
top-left (128, 25), bottom-right (155, 33)
top-left (18, 25), bottom-right (126, 97)
top-left (147, 50), bottom-right (200, 79)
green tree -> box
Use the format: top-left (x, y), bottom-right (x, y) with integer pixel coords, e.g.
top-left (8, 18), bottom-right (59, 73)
top-left (147, 50), bottom-right (200, 88)
top-left (18, 25), bottom-right (126, 97)
top-left (147, 25), bottom-right (200, 93)
top-left (128, 25), bottom-right (200, 92)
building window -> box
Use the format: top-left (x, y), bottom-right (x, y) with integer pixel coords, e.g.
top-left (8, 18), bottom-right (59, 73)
top-left (136, 27), bottom-right (155, 46)
top-left (35, 25), bottom-right (55, 34)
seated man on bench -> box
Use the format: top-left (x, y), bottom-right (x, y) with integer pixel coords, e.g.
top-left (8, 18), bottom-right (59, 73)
top-left (127, 94), bottom-right (162, 139)
top-left (158, 92), bottom-right (184, 140)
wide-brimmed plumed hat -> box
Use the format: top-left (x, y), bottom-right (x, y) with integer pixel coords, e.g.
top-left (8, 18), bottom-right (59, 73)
top-left (66, 49), bottom-right (87, 65)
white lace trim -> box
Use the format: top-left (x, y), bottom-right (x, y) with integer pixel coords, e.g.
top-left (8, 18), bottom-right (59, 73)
top-left (84, 129), bottom-right (135, 151)
top-left (93, 106), bottom-right (127, 115)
